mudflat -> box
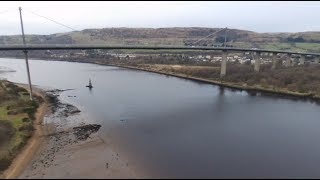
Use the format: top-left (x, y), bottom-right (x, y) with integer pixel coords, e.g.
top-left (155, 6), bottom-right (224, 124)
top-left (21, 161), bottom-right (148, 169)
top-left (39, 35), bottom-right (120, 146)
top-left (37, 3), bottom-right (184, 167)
top-left (14, 88), bottom-right (139, 178)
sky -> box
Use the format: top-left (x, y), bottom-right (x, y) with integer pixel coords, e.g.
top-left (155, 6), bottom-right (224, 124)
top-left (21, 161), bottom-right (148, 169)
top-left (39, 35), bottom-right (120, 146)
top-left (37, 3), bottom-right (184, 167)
top-left (0, 1), bottom-right (320, 35)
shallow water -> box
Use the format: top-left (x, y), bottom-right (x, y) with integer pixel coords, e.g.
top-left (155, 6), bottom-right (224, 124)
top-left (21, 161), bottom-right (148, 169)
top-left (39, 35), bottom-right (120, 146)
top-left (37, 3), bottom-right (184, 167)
top-left (1, 58), bottom-right (320, 178)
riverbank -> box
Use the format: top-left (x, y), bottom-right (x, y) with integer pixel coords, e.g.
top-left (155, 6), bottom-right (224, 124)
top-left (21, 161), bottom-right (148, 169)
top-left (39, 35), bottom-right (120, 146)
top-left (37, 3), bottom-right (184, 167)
top-left (15, 88), bottom-right (139, 178)
top-left (1, 58), bottom-right (320, 102)
top-left (19, 56), bottom-right (320, 101)
top-left (94, 62), bottom-right (320, 102)
top-left (3, 57), bottom-right (320, 101)
top-left (0, 60), bottom-right (144, 178)
top-left (2, 83), bottom-right (48, 179)
top-left (0, 80), bottom-right (138, 178)
top-left (2, 57), bottom-right (320, 178)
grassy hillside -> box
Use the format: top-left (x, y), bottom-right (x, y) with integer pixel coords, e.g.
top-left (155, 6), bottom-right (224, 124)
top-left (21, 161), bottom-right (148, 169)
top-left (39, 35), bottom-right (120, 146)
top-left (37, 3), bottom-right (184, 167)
top-left (0, 27), bottom-right (320, 53)
top-left (0, 80), bottom-right (42, 173)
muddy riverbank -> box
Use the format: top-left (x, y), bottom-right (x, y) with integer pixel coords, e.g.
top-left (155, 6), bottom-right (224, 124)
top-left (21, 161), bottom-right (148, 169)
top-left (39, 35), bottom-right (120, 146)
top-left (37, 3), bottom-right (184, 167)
top-left (3, 86), bottom-right (138, 178)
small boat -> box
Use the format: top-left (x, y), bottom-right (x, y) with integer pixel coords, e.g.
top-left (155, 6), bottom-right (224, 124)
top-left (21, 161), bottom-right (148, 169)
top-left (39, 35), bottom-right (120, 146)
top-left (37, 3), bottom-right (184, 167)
top-left (86, 79), bottom-right (93, 88)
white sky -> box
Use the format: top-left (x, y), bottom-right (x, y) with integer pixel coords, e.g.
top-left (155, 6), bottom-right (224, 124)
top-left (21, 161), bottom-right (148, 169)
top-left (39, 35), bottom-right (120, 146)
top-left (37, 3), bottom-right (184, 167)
top-left (0, 1), bottom-right (320, 35)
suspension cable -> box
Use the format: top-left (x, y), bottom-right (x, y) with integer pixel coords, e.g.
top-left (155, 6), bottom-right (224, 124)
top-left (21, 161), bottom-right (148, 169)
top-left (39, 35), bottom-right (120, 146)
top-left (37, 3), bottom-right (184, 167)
top-left (191, 27), bottom-right (227, 45)
top-left (23, 8), bottom-right (78, 31)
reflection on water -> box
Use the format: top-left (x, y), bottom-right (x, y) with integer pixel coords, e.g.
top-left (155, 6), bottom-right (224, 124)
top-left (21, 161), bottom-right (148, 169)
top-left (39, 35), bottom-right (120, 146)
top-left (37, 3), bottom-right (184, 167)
top-left (219, 86), bottom-right (225, 96)
top-left (87, 87), bottom-right (93, 94)
top-left (1, 58), bottom-right (320, 178)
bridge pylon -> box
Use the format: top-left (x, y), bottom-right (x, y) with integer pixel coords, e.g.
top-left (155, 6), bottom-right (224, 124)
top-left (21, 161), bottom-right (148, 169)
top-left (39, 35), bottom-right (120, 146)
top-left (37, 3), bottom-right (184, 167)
top-left (19, 7), bottom-right (33, 101)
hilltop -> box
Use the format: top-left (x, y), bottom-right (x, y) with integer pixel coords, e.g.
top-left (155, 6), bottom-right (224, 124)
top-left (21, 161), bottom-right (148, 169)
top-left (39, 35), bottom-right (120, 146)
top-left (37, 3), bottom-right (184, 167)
top-left (0, 27), bottom-right (320, 53)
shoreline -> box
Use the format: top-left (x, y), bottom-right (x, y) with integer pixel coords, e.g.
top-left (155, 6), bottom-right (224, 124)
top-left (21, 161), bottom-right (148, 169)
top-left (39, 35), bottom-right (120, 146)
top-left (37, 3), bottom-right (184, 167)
top-left (2, 83), bottom-right (49, 179)
top-left (7, 85), bottom-right (139, 178)
top-left (96, 63), bottom-right (320, 102)
top-left (2, 57), bottom-right (317, 102)
top-left (1, 57), bottom-right (320, 178)
top-left (0, 61), bottom-right (142, 179)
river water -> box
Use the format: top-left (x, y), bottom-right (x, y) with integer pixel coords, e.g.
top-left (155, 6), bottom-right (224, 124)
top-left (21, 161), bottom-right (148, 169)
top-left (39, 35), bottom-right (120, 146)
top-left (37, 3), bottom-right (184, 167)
top-left (1, 58), bottom-right (320, 178)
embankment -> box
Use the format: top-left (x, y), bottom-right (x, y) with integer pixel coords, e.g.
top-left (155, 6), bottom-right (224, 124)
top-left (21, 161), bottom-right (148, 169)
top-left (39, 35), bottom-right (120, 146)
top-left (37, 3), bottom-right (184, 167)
top-left (0, 82), bottom-right (48, 179)
top-left (94, 63), bottom-right (320, 101)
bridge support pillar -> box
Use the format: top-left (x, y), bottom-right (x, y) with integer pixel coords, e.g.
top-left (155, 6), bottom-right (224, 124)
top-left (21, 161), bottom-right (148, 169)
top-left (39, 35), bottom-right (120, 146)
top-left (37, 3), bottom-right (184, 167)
top-left (271, 53), bottom-right (277, 70)
top-left (220, 50), bottom-right (227, 77)
top-left (315, 56), bottom-right (319, 64)
top-left (285, 54), bottom-right (292, 67)
top-left (299, 55), bottom-right (305, 65)
top-left (254, 52), bottom-right (261, 72)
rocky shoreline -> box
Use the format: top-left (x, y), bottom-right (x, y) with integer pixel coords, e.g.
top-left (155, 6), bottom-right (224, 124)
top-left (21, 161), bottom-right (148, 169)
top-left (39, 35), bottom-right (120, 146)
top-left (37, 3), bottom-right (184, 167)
top-left (16, 87), bottom-right (136, 178)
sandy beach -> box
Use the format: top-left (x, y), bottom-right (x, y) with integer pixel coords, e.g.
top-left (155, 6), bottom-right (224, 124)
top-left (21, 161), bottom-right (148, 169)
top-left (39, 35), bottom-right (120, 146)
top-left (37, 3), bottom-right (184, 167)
top-left (2, 84), bottom-right (139, 179)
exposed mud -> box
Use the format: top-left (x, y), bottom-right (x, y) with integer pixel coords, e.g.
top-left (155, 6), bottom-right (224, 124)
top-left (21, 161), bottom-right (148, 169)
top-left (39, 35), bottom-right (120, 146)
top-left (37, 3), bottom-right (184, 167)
top-left (73, 124), bottom-right (101, 141)
top-left (45, 89), bottom-right (80, 117)
top-left (15, 87), bottom-right (138, 178)
top-left (16, 88), bottom-right (106, 178)
top-left (28, 123), bottom-right (101, 172)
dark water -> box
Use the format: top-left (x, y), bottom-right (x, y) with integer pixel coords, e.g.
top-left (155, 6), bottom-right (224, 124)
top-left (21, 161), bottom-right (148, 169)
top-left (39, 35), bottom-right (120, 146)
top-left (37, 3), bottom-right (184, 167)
top-left (1, 58), bottom-right (320, 178)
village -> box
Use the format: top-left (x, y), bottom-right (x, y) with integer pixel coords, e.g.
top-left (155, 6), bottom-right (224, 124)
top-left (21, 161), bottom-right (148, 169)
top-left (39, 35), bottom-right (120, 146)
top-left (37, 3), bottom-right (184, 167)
top-left (45, 49), bottom-right (291, 66)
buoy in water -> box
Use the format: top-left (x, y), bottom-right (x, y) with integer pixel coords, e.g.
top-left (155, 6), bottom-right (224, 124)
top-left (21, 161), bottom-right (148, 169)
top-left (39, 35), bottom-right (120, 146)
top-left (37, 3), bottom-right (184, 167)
top-left (86, 79), bottom-right (93, 88)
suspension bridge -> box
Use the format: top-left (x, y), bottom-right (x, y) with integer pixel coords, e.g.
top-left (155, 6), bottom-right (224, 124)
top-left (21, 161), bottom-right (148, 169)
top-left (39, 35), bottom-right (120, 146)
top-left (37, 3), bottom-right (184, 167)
top-left (0, 7), bottom-right (320, 100)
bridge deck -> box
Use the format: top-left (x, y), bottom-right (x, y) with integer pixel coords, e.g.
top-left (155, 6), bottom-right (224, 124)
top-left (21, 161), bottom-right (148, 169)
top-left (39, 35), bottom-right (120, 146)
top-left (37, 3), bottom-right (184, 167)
top-left (0, 45), bottom-right (319, 56)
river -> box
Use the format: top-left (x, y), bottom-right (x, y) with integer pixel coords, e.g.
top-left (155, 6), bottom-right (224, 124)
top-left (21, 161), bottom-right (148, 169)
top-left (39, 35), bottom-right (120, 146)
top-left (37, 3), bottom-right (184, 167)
top-left (1, 57), bottom-right (320, 178)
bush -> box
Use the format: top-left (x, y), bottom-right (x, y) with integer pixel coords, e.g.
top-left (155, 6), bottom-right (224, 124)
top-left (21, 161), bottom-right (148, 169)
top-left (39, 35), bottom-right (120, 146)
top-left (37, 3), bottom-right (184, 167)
top-left (0, 157), bottom-right (11, 171)
top-left (0, 120), bottom-right (15, 145)
top-left (22, 107), bottom-right (37, 120)
top-left (7, 111), bottom-right (18, 115)
top-left (22, 118), bottom-right (30, 122)
top-left (18, 124), bottom-right (34, 131)
top-left (22, 92), bottom-right (29, 96)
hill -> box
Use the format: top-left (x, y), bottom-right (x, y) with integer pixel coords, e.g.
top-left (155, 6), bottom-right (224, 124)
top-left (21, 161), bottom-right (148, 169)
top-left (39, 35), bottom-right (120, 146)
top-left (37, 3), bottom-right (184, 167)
top-left (0, 27), bottom-right (320, 53)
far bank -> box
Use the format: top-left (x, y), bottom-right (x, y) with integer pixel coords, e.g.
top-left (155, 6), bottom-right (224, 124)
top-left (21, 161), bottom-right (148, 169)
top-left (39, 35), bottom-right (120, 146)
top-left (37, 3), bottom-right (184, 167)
top-left (6, 56), bottom-right (319, 102)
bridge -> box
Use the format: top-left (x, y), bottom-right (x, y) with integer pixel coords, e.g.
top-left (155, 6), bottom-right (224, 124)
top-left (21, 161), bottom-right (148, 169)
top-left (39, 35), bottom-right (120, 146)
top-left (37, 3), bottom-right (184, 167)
top-left (1, 7), bottom-right (320, 100)
top-left (1, 44), bottom-right (320, 56)
top-left (1, 44), bottom-right (320, 75)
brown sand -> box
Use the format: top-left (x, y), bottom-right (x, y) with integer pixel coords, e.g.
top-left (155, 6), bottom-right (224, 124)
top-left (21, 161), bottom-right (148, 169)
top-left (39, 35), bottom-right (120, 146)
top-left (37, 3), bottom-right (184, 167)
top-left (18, 133), bottom-right (138, 178)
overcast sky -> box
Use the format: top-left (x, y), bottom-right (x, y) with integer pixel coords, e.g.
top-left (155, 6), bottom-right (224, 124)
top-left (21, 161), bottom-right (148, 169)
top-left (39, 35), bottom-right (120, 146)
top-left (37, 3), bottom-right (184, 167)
top-left (0, 1), bottom-right (320, 35)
